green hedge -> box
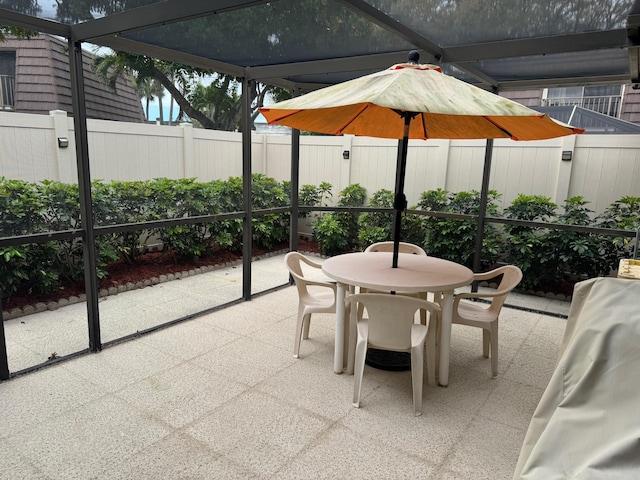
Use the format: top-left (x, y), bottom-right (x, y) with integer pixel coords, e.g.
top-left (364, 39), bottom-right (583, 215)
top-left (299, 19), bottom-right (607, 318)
top-left (303, 183), bottom-right (639, 292)
top-left (2, 174), bottom-right (639, 300)
top-left (0, 174), bottom-right (290, 300)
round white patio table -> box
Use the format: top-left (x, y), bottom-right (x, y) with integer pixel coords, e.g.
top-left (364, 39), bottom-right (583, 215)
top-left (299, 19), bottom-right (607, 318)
top-left (322, 251), bottom-right (474, 386)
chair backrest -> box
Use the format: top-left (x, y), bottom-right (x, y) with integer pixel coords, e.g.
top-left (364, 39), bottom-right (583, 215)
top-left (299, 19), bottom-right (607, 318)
top-left (346, 293), bottom-right (440, 351)
top-left (364, 241), bottom-right (426, 256)
top-left (284, 251), bottom-right (318, 297)
top-left (478, 265), bottom-right (523, 315)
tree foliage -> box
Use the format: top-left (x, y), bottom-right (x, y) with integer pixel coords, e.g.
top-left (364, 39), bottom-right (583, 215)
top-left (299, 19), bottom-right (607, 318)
top-left (384, 0), bottom-right (633, 44)
top-left (3, 0), bottom-right (636, 130)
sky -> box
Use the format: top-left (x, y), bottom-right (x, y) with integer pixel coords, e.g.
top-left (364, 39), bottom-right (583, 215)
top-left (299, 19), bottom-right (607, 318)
top-left (142, 99), bottom-right (267, 124)
top-left (144, 103), bottom-right (180, 123)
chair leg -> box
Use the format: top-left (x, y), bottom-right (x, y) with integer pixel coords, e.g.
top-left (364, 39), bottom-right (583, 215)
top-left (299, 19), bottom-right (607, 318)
top-left (293, 308), bottom-right (309, 358)
top-left (482, 329), bottom-right (490, 358)
top-left (490, 323), bottom-right (498, 378)
top-left (410, 345), bottom-right (424, 416)
top-left (346, 303), bottom-right (357, 375)
top-left (302, 315), bottom-right (311, 340)
top-left (426, 315), bottom-right (437, 386)
top-left (418, 292), bottom-right (427, 325)
top-left (352, 336), bottom-right (368, 408)
top-left (432, 315), bottom-right (441, 377)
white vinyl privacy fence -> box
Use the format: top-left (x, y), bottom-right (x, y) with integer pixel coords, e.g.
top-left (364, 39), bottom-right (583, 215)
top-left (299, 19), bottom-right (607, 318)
top-left (1, 110), bottom-right (639, 214)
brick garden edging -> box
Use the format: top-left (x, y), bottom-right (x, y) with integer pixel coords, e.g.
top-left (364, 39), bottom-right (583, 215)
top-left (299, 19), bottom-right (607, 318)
top-left (2, 250), bottom-right (570, 321)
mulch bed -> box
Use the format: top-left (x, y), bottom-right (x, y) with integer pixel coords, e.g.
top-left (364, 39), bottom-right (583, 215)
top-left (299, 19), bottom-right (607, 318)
top-left (2, 238), bottom-right (574, 312)
top-left (2, 239), bottom-right (321, 311)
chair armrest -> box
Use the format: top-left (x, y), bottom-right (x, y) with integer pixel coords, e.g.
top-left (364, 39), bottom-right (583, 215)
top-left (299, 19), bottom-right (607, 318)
top-left (296, 254), bottom-right (324, 270)
top-left (452, 291), bottom-right (500, 309)
top-left (473, 270), bottom-right (501, 282)
top-left (305, 279), bottom-right (337, 291)
top-left (455, 291), bottom-right (502, 301)
top-left (290, 271), bottom-right (337, 292)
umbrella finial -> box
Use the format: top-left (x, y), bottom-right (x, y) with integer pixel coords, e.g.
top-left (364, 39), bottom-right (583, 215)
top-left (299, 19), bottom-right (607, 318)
top-left (408, 50), bottom-right (420, 64)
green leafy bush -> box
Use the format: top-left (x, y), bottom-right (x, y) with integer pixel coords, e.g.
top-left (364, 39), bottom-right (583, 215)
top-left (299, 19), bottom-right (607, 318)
top-left (0, 246), bottom-right (31, 299)
top-left (251, 174), bottom-right (289, 250)
top-left (0, 174), bottom-right (295, 299)
top-left (313, 183), bottom-right (366, 256)
top-left (154, 178), bottom-right (217, 259)
top-left (0, 178), bottom-right (45, 236)
top-left (547, 196), bottom-right (614, 280)
top-left (299, 181), bottom-right (332, 209)
top-left (503, 194), bottom-right (557, 289)
top-left (418, 189), bottom-right (503, 269)
top-left (2, 173), bottom-right (639, 302)
top-left (595, 195), bottom-right (640, 260)
top-left (357, 189), bottom-right (426, 248)
top-left (358, 189), bottom-right (395, 247)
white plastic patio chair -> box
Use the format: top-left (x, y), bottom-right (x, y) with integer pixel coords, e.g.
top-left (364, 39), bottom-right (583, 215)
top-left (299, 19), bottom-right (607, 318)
top-left (364, 241), bottom-right (427, 256)
top-left (345, 293), bottom-right (441, 416)
top-left (451, 265), bottom-right (523, 377)
top-left (360, 241), bottom-right (431, 323)
top-left (285, 252), bottom-right (337, 359)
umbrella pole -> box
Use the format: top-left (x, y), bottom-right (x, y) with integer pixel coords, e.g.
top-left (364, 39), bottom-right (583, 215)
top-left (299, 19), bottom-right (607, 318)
top-left (472, 138), bottom-right (494, 289)
top-left (392, 114), bottom-right (412, 268)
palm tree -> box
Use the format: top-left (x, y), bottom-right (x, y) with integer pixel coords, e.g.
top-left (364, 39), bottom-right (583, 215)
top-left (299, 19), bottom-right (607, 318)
top-left (154, 80), bottom-right (164, 124)
top-left (90, 52), bottom-right (132, 92)
top-left (91, 51), bottom-right (217, 128)
top-left (91, 50), bottom-right (288, 131)
top-left (134, 77), bottom-right (156, 122)
top-left (168, 72), bottom-right (175, 126)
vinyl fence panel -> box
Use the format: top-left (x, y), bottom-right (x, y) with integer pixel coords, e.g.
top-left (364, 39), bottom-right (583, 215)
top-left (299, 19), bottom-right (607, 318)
top-left (1, 111), bottom-right (639, 216)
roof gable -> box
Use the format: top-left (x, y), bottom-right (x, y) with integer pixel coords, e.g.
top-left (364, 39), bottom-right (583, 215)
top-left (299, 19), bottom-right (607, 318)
top-left (2, 34), bottom-right (144, 123)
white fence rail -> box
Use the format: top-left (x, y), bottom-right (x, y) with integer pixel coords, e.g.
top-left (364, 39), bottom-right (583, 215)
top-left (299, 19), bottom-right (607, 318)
top-left (1, 110), bottom-right (640, 214)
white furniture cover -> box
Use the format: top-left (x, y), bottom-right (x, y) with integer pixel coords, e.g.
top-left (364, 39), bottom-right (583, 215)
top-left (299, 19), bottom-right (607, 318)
top-left (514, 277), bottom-right (640, 479)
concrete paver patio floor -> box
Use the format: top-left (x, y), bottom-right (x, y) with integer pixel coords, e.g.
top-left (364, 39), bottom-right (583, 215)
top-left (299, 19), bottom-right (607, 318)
top-left (0, 255), bottom-right (570, 479)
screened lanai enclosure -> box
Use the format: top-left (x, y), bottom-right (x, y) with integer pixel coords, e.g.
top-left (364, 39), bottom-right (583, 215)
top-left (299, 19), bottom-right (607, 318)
top-left (1, 0), bottom-right (640, 379)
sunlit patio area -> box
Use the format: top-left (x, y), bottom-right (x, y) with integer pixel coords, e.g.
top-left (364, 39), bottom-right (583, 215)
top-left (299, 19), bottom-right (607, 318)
top-left (3, 2), bottom-right (640, 478)
top-left (0, 254), bottom-right (570, 480)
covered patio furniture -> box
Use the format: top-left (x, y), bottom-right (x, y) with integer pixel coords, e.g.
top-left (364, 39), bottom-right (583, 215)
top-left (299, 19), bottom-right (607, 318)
top-left (514, 277), bottom-right (640, 479)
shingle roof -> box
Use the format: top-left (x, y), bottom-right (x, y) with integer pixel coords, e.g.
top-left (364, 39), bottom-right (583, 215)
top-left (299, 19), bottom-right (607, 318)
top-left (1, 34), bottom-right (144, 123)
top-left (533, 105), bottom-right (640, 134)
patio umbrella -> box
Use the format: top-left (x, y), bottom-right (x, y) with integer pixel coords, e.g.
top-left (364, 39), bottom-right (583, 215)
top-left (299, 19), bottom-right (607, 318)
top-left (260, 51), bottom-right (583, 267)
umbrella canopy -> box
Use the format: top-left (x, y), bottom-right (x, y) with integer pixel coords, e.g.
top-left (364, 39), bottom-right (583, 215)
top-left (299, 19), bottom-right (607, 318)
top-left (260, 54), bottom-right (583, 267)
top-left (260, 62), bottom-right (582, 141)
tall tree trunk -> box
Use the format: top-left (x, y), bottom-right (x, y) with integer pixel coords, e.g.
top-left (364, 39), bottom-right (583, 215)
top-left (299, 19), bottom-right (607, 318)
top-left (168, 74), bottom-right (175, 126)
top-left (151, 68), bottom-right (217, 130)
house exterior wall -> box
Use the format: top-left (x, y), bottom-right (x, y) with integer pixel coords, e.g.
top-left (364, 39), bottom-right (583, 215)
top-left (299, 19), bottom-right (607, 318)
top-left (0, 34), bottom-right (144, 123)
top-left (619, 85), bottom-right (640, 124)
top-left (500, 89), bottom-right (543, 108)
top-left (1, 111), bottom-right (639, 218)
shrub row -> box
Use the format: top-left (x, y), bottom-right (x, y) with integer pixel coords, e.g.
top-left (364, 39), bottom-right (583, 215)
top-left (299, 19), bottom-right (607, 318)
top-left (1, 175), bottom-right (638, 300)
top-left (0, 175), bottom-right (289, 300)
top-left (304, 183), bottom-right (639, 291)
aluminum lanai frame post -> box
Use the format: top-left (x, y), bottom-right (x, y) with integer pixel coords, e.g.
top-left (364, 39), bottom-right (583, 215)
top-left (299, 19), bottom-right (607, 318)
top-left (290, 127), bottom-right (300, 254)
top-left (242, 77), bottom-right (253, 301)
top-left (69, 39), bottom-right (101, 351)
top-left (288, 87), bottom-right (303, 258)
top-left (0, 302), bottom-right (8, 379)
